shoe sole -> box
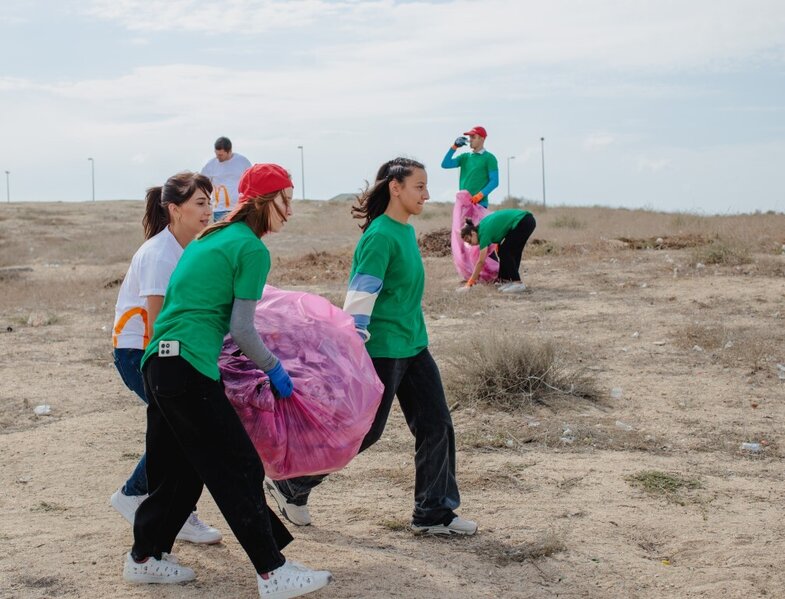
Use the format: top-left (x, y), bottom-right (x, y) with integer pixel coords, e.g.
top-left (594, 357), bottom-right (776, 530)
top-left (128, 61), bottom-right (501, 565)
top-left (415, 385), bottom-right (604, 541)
top-left (175, 531), bottom-right (223, 544)
top-left (264, 480), bottom-right (311, 526)
top-left (410, 525), bottom-right (477, 536)
top-left (259, 574), bottom-right (332, 598)
top-left (124, 573), bottom-right (196, 584)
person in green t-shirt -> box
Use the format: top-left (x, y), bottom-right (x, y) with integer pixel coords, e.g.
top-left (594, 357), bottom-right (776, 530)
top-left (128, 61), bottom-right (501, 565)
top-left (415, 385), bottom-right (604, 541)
top-left (440, 125), bottom-right (499, 208)
top-left (126, 164), bottom-right (332, 597)
top-left (266, 158), bottom-right (478, 537)
top-left (460, 209), bottom-right (537, 294)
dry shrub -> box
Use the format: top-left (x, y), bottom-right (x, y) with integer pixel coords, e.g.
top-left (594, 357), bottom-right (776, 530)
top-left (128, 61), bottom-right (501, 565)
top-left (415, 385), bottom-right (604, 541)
top-left (626, 470), bottom-right (702, 505)
top-left (551, 214), bottom-right (585, 229)
top-left (445, 333), bottom-right (598, 410)
top-left (691, 238), bottom-right (751, 265)
top-left (472, 535), bottom-right (566, 564)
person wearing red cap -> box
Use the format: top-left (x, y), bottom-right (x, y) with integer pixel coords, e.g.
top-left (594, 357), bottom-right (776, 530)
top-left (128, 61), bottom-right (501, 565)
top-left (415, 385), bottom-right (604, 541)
top-left (440, 125), bottom-right (499, 208)
top-left (125, 163), bottom-right (333, 598)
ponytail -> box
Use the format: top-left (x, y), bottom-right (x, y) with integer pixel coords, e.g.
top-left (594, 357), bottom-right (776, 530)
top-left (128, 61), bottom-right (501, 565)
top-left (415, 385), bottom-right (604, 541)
top-left (351, 157), bottom-right (425, 231)
top-left (142, 187), bottom-right (168, 240)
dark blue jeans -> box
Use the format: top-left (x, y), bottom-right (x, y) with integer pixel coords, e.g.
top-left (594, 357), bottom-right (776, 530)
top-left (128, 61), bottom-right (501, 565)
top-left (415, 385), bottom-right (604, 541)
top-left (275, 348), bottom-right (460, 526)
top-left (134, 355), bottom-right (291, 573)
top-left (113, 348), bottom-right (149, 496)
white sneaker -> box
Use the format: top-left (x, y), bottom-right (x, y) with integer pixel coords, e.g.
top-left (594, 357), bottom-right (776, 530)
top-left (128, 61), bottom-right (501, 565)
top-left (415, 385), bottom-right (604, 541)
top-left (257, 560), bottom-right (332, 598)
top-left (110, 488), bottom-right (147, 525)
top-left (501, 282), bottom-right (527, 293)
top-left (411, 515), bottom-right (478, 536)
top-left (497, 282), bottom-right (514, 291)
top-left (176, 512), bottom-right (223, 544)
top-left (123, 552), bottom-right (195, 584)
top-left (265, 478), bottom-right (312, 526)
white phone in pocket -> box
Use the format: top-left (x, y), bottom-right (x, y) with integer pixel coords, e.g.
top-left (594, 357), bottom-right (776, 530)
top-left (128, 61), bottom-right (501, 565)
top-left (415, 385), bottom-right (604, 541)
top-left (159, 340), bottom-right (180, 357)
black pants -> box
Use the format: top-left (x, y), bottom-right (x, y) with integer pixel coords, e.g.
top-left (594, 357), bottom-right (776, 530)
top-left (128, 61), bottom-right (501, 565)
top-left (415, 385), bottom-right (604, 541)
top-left (133, 355), bottom-right (292, 574)
top-left (498, 213), bottom-right (536, 282)
top-left (276, 348), bottom-right (460, 526)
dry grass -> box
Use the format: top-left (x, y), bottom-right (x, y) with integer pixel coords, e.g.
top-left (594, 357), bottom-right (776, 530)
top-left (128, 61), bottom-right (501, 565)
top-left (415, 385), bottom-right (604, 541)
top-left (626, 470), bottom-right (702, 504)
top-left (444, 332), bottom-right (599, 410)
top-left (691, 238), bottom-right (752, 266)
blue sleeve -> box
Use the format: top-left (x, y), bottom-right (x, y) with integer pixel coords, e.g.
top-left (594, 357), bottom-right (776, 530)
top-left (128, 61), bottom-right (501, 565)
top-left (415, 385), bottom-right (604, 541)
top-left (343, 272), bottom-right (383, 342)
top-left (480, 170), bottom-right (499, 198)
top-left (441, 147), bottom-right (460, 169)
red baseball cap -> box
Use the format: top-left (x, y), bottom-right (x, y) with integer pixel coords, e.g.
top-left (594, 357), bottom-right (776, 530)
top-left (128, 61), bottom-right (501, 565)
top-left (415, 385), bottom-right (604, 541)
top-left (463, 125), bottom-right (487, 138)
top-left (238, 163), bottom-right (293, 203)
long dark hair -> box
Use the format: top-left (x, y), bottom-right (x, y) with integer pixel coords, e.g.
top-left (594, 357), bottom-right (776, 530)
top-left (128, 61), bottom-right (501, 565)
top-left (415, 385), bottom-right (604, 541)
top-left (351, 157), bottom-right (425, 231)
top-left (142, 172), bottom-right (212, 240)
top-left (197, 190), bottom-right (290, 240)
top-left (460, 218), bottom-right (478, 239)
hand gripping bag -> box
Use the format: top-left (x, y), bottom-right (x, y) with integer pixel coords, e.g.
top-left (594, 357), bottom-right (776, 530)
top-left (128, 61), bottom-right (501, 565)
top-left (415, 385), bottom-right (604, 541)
top-left (451, 190), bottom-right (499, 282)
top-left (219, 286), bottom-right (384, 480)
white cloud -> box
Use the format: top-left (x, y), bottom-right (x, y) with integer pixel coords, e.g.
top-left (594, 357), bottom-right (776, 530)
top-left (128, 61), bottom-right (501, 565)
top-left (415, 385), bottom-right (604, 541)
top-left (637, 157), bottom-right (671, 173)
top-left (80, 0), bottom-right (785, 71)
top-left (584, 134), bottom-right (615, 151)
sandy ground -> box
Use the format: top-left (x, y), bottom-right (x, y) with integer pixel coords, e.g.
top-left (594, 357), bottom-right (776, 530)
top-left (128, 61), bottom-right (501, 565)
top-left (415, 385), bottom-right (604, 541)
top-left (1, 200), bottom-right (784, 599)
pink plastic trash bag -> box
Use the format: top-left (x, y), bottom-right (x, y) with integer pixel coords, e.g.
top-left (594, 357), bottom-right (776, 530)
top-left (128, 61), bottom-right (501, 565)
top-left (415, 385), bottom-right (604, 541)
top-left (451, 190), bottom-right (499, 282)
top-left (219, 285), bottom-right (383, 480)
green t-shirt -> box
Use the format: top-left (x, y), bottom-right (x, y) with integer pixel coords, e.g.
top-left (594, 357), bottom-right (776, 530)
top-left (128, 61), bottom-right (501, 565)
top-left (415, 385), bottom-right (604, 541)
top-left (458, 151), bottom-right (498, 196)
top-left (141, 222), bottom-right (270, 380)
top-left (477, 209), bottom-right (530, 249)
top-left (351, 214), bottom-right (428, 358)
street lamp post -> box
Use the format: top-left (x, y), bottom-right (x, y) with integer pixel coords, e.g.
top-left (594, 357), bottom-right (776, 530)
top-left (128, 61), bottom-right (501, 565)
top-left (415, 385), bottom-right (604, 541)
top-left (506, 156), bottom-right (515, 201)
top-left (297, 146), bottom-right (305, 200)
top-left (540, 137), bottom-right (546, 208)
top-left (87, 157), bottom-right (95, 202)
top-left (4, 171), bottom-right (9, 203)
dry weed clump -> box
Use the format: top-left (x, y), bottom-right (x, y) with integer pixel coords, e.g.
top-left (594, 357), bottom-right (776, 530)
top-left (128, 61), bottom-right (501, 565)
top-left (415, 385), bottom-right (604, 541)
top-left (626, 470), bottom-right (702, 505)
top-left (445, 333), bottom-right (598, 410)
top-left (472, 535), bottom-right (566, 564)
top-left (551, 214), bottom-right (585, 229)
top-left (691, 238), bottom-right (751, 266)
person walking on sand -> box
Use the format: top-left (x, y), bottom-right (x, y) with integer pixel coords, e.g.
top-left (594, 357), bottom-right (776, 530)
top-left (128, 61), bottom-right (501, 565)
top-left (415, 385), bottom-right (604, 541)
top-left (461, 208), bottom-right (536, 293)
top-left (266, 158), bottom-right (478, 537)
top-left (110, 171), bottom-right (222, 544)
top-left (201, 136), bottom-right (252, 222)
top-left (124, 164), bottom-right (332, 598)
top-left (441, 125), bottom-right (499, 208)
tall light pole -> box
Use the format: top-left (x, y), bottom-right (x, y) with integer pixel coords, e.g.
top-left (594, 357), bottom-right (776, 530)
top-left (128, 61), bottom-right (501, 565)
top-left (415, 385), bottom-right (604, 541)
top-left (4, 171), bottom-right (9, 203)
top-left (506, 155), bottom-right (515, 200)
top-left (87, 157), bottom-right (95, 202)
top-left (296, 145), bottom-right (305, 200)
top-left (540, 137), bottom-right (546, 208)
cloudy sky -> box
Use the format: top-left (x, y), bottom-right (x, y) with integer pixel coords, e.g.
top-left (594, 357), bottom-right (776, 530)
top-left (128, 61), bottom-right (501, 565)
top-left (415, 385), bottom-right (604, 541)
top-left (1, 0), bottom-right (784, 213)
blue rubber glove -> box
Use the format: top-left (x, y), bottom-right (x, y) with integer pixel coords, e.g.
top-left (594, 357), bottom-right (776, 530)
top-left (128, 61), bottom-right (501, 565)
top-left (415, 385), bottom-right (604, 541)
top-left (265, 361), bottom-right (293, 399)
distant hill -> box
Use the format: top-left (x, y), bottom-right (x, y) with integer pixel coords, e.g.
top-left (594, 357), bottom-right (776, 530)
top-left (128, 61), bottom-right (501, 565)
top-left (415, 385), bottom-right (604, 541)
top-left (327, 193), bottom-right (358, 203)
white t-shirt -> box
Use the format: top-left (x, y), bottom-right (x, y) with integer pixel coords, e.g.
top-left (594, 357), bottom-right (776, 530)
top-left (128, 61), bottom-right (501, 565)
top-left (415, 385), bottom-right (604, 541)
top-left (113, 227), bottom-right (184, 349)
top-left (201, 153), bottom-right (252, 212)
